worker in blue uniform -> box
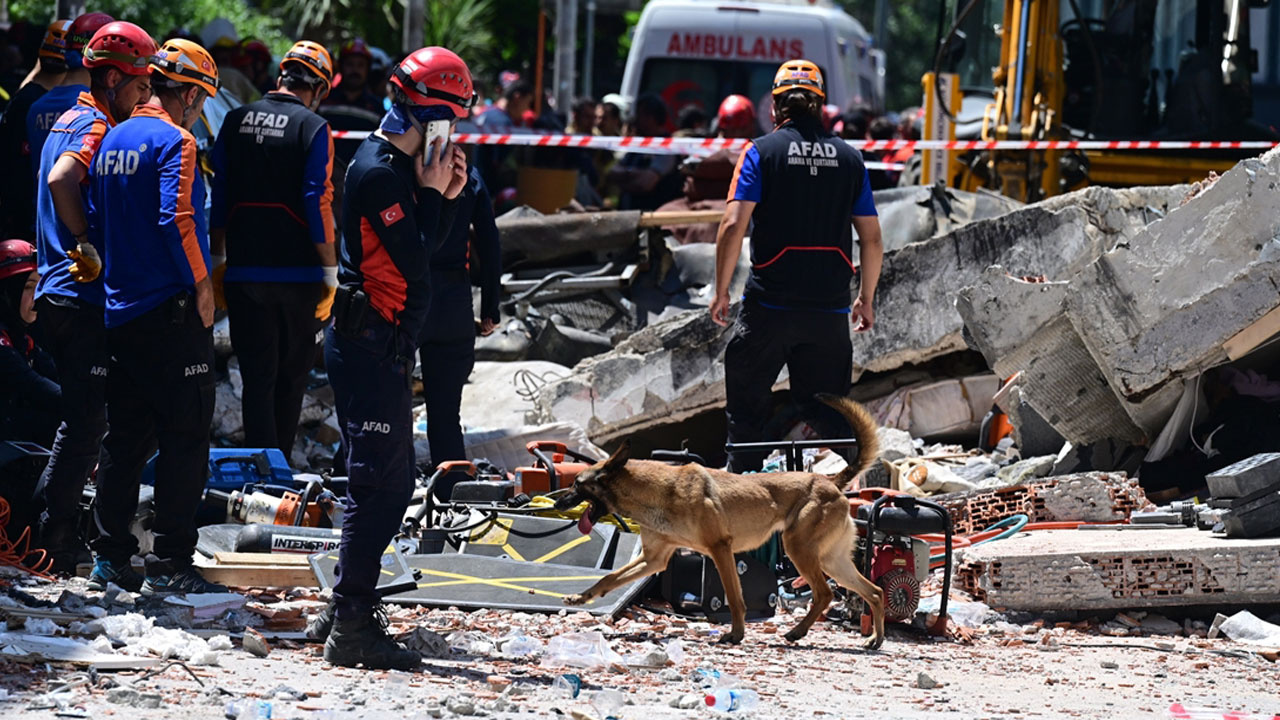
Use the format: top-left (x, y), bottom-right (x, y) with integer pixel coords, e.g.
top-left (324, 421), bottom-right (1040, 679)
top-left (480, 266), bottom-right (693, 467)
top-left (88, 39), bottom-right (227, 596)
top-left (26, 13), bottom-right (114, 185)
top-left (322, 46), bottom-right (471, 670)
top-left (711, 59), bottom-right (884, 473)
top-left (417, 163), bottom-right (501, 501)
top-left (32, 21), bottom-right (158, 576)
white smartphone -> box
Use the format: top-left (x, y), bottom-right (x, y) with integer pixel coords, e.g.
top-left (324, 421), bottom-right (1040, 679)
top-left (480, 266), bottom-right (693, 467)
top-left (423, 119), bottom-right (452, 165)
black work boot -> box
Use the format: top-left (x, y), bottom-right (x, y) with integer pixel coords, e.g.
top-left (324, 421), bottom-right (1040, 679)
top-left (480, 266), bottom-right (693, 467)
top-left (305, 602), bottom-right (335, 642)
top-left (323, 606), bottom-right (420, 670)
top-left (41, 521), bottom-right (91, 577)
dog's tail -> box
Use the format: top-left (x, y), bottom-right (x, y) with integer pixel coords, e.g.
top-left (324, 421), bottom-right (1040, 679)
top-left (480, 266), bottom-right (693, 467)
top-left (815, 393), bottom-right (880, 490)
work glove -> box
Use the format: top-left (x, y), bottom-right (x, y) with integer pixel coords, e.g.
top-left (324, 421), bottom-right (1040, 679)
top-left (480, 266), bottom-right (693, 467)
top-left (317, 265), bottom-right (338, 321)
top-left (210, 254), bottom-right (227, 311)
top-left (66, 242), bottom-right (102, 283)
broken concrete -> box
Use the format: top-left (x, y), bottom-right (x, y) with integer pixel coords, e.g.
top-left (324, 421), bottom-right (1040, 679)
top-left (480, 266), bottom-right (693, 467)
top-left (534, 310), bottom-right (735, 444)
top-left (497, 210), bottom-right (642, 269)
top-left (960, 150), bottom-right (1280, 445)
top-left (958, 528), bottom-right (1280, 611)
top-left (872, 184), bottom-right (1024, 254)
top-left (851, 184), bottom-right (1186, 377)
top-left (935, 472), bottom-right (1147, 534)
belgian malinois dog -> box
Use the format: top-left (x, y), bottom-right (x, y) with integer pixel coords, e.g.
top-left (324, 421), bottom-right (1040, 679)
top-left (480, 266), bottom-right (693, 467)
top-left (554, 394), bottom-right (885, 648)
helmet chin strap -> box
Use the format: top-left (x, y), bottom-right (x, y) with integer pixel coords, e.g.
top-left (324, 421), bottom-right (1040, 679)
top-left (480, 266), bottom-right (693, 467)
top-left (104, 74), bottom-right (137, 117)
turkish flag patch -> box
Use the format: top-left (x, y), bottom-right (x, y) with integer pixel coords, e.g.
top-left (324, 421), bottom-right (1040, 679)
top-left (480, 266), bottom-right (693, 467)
top-left (381, 202), bottom-right (405, 226)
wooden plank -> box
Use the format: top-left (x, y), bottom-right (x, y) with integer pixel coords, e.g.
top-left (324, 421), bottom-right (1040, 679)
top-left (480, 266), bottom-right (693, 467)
top-left (637, 209), bottom-right (724, 227)
top-left (213, 552), bottom-right (312, 566)
top-left (196, 564), bottom-right (318, 588)
top-left (1224, 305), bottom-right (1280, 361)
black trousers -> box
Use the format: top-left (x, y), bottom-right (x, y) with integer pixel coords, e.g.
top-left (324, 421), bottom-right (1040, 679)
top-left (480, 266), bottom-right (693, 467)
top-left (92, 295), bottom-right (214, 575)
top-left (34, 296), bottom-right (109, 542)
top-left (418, 273), bottom-right (475, 498)
top-left (225, 282), bottom-right (323, 458)
top-left (724, 299), bottom-right (854, 473)
top-left (325, 318), bottom-right (416, 620)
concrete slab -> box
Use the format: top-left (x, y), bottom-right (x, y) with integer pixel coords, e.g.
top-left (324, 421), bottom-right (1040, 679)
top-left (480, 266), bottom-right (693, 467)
top-left (957, 528), bottom-right (1280, 611)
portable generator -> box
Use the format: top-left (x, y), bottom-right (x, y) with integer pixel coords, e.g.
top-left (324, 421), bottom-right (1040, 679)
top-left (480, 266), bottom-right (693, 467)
top-left (850, 489), bottom-right (953, 635)
top-left (513, 441), bottom-right (595, 496)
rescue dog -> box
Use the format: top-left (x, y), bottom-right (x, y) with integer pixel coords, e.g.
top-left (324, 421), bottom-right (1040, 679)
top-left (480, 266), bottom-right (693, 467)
top-left (554, 394), bottom-right (885, 648)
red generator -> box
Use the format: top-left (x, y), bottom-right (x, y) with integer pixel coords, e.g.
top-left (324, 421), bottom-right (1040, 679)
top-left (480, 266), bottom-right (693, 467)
top-left (849, 488), bottom-right (953, 635)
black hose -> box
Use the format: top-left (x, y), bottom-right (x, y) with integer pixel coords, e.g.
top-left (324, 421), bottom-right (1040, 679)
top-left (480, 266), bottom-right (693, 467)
top-left (932, 0), bottom-right (984, 123)
top-left (1063, 0), bottom-right (1104, 136)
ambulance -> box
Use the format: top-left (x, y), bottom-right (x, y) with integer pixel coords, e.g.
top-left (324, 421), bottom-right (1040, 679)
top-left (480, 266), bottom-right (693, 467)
top-left (619, 0), bottom-right (885, 134)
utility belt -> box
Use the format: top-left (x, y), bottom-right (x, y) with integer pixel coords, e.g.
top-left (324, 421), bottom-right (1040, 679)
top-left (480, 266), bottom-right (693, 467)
top-left (331, 283), bottom-right (415, 390)
top-left (331, 284), bottom-right (371, 338)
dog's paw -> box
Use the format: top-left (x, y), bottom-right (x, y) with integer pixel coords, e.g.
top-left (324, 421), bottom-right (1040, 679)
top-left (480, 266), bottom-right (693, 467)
top-left (783, 628), bottom-right (808, 643)
top-left (717, 630), bottom-right (744, 645)
top-left (563, 593), bottom-right (590, 606)
top-left (862, 634), bottom-right (884, 651)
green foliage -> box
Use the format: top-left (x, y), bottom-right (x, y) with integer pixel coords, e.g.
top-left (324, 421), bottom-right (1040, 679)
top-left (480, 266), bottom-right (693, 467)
top-left (9, 0), bottom-right (293, 54)
top-left (618, 10), bottom-right (643, 63)
top-left (837, 0), bottom-right (941, 111)
top-left (423, 0), bottom-right (496, 78)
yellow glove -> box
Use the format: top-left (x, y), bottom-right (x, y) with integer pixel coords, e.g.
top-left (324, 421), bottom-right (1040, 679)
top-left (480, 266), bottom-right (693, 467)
top-left (66, 242), bottom-right (102, 283)
top-left (316, 266), bottom-right (338, 321)
top-left (210, 254), bottom-right (227, 311)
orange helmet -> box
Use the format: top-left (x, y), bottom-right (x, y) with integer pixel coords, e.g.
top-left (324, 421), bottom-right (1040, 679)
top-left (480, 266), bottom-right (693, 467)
top-left (280, 40), bottom-right (334, 95)
top-left (150, 39), bottom-right (220, 97)
top-left (772, 59), bottom-right (825, 99)
top-left (716, 94), bottom-right (756, 132)
top-left (39, 20), bottom-right (72, 67)
top-left (84, 22), bottom-right (158, 77)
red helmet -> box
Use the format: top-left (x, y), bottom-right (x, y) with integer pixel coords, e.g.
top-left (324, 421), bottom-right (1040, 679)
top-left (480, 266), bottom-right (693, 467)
top-left (67, 12), bottom-right (114, 53)
top-left (0, 240), bottom-right (37, 281)
top-left (339, 38), bottom-right (372, 63)
top-left (716, 94), bottom-right (756, 132)
top-left (390, 47), bottom-right (475, 119)
top-left (84, 22), bottom-right (158, 76)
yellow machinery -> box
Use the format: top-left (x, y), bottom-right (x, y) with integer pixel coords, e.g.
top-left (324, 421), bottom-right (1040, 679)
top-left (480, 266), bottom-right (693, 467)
top-left (924, 0), bottom-right (1275, 201)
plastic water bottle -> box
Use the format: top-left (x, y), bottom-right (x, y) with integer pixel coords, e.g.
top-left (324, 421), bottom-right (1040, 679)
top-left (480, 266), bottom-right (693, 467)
top-left (591, 688), bottom-right (625, 717)
top-left (500, 633), bottom-right (542, 657)
top-left (552, 673), bottom-right (582, 699)
top-left (705, 688), bottom-right (759, 712)
top-left (694, 668), bottom-right (739, 688)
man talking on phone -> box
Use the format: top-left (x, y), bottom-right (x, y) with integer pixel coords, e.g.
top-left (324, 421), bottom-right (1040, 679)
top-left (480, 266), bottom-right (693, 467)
top-left (320, 47), bottom-right (470, 670)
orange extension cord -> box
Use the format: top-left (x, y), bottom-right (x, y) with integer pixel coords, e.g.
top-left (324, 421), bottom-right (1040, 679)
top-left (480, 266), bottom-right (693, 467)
top-left (0, 496), bottom-right (54, 580)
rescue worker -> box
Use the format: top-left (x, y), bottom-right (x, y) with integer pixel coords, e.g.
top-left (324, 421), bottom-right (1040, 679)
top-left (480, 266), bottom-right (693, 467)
top-left (89, 39), bottom-right (226, 595)
top-left (0, 239), bottom-right (59, 448)
top-left (418, 163), bottom-right (501, 501)
top-left (323, 47), bottom-right (470, 670)
top-left (210, 40), bottom-right (337, 459)
top-left (26, 13), bottom-right (113, 178)
top-left (710, 59), bottom-right (883, 472)
top-left (240, 39), bottom-right (275, 95)
top-left (715, 94), bottom-right (757, 139)
top-left (0, 20), bottom-right (68, 239)
top-left (33, 21), bottom-right (157, 576)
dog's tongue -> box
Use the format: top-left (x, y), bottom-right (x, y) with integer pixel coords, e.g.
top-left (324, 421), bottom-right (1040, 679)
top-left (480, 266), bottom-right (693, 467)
top-left (578, 507), bottom-right (596, 535)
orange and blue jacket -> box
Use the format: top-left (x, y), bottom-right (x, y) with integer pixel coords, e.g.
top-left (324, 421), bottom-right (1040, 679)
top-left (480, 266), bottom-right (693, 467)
top-left (34, 91), bottom-right (113, 307)
top-left (91, 104), bottom-right (211, 328)
top-left (338, 134), bottom-right (456, 339)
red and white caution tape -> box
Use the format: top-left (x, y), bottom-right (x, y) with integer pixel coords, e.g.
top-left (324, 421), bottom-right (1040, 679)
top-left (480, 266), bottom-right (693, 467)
top-left (1168, 703), bottom-right (1280, 720)
top-left (329, 130), bottom-right (1276, 155)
